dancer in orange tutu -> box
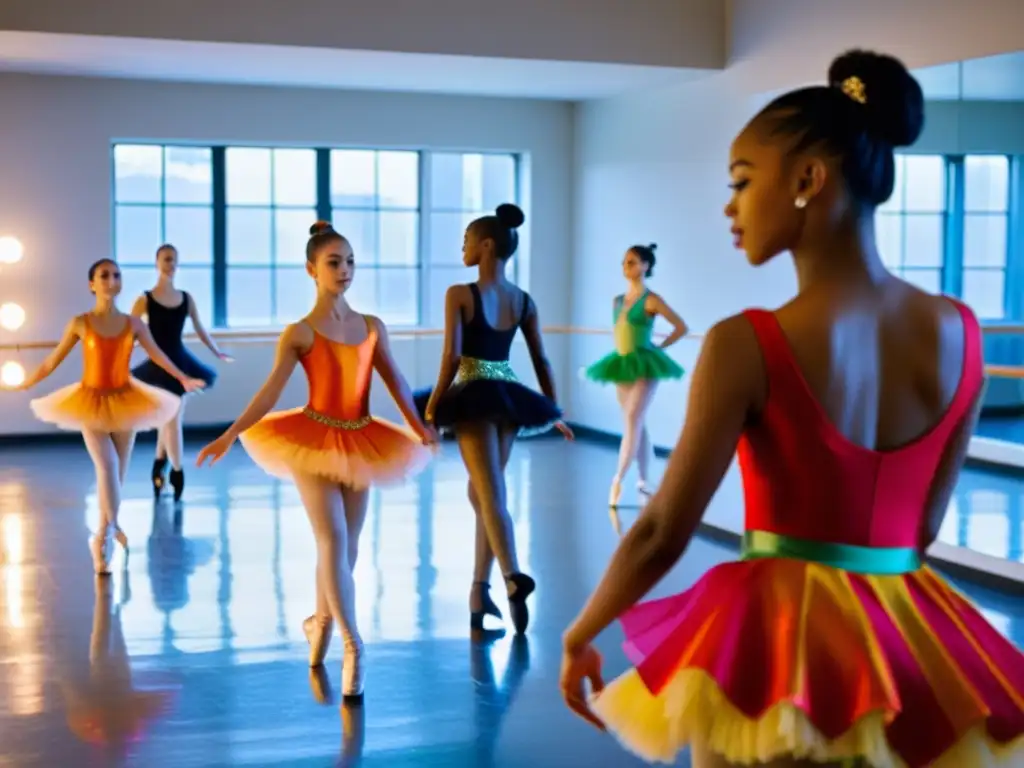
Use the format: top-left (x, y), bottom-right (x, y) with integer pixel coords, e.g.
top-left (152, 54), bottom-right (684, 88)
top-left (196, 221), bottom-right (438, 702)
top-left (14, 258), bottom-right (206, 574)
top-left (560, 51), bottom-right (1023, 767)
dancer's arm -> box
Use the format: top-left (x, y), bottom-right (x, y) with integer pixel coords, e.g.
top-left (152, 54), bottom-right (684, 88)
top-left (16, 316), bottom-right (82, 389)
top-left (520, 295), bottom-right (558, 403)
top-left (648, 293), bottom-right (689, 349)
top-left (369, 316), bottom-right (437, 442)
top-left (423, 285), bottom-right (465, 423)
top-left (187, 294), bottom-right (231, 361)
top-left (130, 317), bottom-right (205, 393)
top-left (130, 294), bottom-right (147, 319)
top-left (563, 313), bottom-right (762, 652)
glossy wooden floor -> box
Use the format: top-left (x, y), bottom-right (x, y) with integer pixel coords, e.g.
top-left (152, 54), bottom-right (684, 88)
top-left (0, 437), bottom-right (1022, 767)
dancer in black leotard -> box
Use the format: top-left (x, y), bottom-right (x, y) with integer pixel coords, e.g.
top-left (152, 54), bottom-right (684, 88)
top-left (131, 244), bottom-right (229, 501)
top-left (415, 203), bottom-right (573, 636)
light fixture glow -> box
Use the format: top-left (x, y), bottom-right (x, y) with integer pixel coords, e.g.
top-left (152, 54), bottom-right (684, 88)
top-left (0, 303), bottom-right (25, 331)
top-left (0, 361), bottom-right (25, 388)
top-left (0, 237), bottom-right (23, 265)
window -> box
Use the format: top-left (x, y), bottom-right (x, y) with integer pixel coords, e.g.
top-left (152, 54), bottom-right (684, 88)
top-left (113, 145), bottom-right (215, 322)
top-left (113, 144), bottom-right (521, 328)
top-left (961, 155), bottom-right (1010, 319)
top-left (876, 154), bottom-right (946, 294)
top-left (425, 154), bottom-right (518, 326)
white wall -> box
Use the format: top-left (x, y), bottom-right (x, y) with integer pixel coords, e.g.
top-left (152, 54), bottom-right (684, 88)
top-left (0, 73), bottom-right (574, 436)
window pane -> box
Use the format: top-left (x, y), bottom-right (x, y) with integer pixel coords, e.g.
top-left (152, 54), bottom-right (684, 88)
top-left (963, 213), bottom-right (1008, 268)
top-left (875, 213), bottom-right (903, 268)
top-left (430, 153), bottom-right (472, 210)
top-left (902, 214), bottom-right (943, 267)
top-left (377, 151), bottom-right (419, 209)
top-left (119, 266), bottom-right (153, 310)
top-left (965, 155), bottom-right (1009, 213)
top-left (480, 155), bottom-right (516, 210)
top-left (333, 209), bottom-right (378, 265)
top-left (273, 149), bottom-right (317, 206)
top-left (962, 269), bottom-right (1005, 320)
top-left (227, 148), bottom-right (272, 205)
top-left (331, 150), bottom-right (376, 208)
top-left (275, 208), bottom-right (317, 265)
top-left (273, 267), bottom-right (316, 324)
top-left (378, 212), bottom-right (418, 266)
top-left (877, 155), bottom-right (905, 212)
top-left (902, 155), bottom-right (945, 213)
top-left (901, 268), bottom-right (941, 294)
top-left (114, 144), bottom-right (162, 204)
top-left (176, 267), bottom-right (214, 327)
top-left (345, 267), bottom-right (379, 316)
top-left (227, 208), bottom-right (272, 266)
top-left (426, 265), bottom-right (475, 327)
top-left (377, 268), bottom-right (419, 326)
top-left (164, 147), bottom-right (212, 204)
top-left (430, 211), bottom-right (482, 266)
top-left (227, 268), bottom-right (272, 327)
top-left (165, 206), bottom-right (213, 265)
top-left (115, 205), bottom-right (162, 264)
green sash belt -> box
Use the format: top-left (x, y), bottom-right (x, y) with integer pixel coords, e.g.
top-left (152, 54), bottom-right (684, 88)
top-left (741, 530), bottom-right (920, 575)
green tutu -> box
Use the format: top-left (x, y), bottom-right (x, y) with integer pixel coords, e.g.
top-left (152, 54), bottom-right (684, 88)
top-left (585, 346), bottom-right (684, 384)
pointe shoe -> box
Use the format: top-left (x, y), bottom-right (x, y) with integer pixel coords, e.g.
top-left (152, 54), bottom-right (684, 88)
top-left (505, 573), bottom-right (536, 635)
top-left (608, 479), bottom-right (623, 508)
top-left (469, 582), bottom-right (504, 631)
top-left (113, 527), bottom-right (130, 569)
top-left (341, 639), bottom-right (365, 703)
top-left (169, 468), bottom-right (185, 503)
top-left (637, 480), bottom-right (654, 498)
top-left (303, 614), bottom-right (333, 667)
top-left (90, 526), bottom-right (128, 575)
top-left (151, 458), bottom-right (168, 497)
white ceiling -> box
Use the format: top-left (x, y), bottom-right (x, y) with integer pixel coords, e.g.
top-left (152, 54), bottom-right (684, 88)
top-left (0, 31), bottom-right (709, 101)
top-left (914, 50), bottom-right (1024, 101)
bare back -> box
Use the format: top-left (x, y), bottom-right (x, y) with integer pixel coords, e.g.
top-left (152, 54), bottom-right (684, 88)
top-left (461, 281), bottom-right (528, 332)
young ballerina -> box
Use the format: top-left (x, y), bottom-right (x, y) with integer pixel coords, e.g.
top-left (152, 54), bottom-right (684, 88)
top-left (131, 243), bottom-right (230, 502)
top-left (560, 50), bottom-right (1023, 767)
top-left (415, 203), bottom-right (573, 636)
top-left (195, 221), bottom-right (438, 701)
top-left (584, 244), bottom-right (688, 507)
top-left (14, 258), bottom-right (205, 574)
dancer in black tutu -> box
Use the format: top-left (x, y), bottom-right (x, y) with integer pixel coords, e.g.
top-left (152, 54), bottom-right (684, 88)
top-left (415, 203), bottom-right (573, 636)
top-left (131, 244), bottom-right (230, 501)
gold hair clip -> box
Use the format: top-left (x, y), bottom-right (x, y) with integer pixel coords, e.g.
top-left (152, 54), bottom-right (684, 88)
top-left (840, 76), bottom-right (867, 105)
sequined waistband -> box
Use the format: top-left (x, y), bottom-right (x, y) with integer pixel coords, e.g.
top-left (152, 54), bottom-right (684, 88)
top-left (455, 357), bottom-right (519, 384)
top-left (302, 407), bottom-right (371, 430)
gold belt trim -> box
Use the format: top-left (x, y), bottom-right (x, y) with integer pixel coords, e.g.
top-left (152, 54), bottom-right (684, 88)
top-left (455, 357), bottom-right (518, 384)
top-left (302, 407), bottom-right (371, 430)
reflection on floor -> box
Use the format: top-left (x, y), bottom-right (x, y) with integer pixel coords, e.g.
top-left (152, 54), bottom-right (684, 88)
top-left (0, 437), bottom-right (1021, 767)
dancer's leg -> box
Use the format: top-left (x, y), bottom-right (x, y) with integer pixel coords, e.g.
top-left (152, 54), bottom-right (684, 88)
top-left (82, 429), bottom-right (122, 573)
top-left (111, 430), bottom-right (137, 488)
top-left (457, 421), bottom-right (517, 576)
top-left (164, 396), bottom-right (186, 471)
top-left (469, 426), bottom-right (516, 621)
top-left (611, 380), bottom-right (658, 487)
top-left (339, 485), bottom-right (370, 570)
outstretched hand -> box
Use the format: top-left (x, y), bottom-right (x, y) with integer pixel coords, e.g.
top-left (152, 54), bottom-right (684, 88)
top-left (555, 421), bottom-right (575, 441)
top-left (559, 642), bottom-right (606, 730)
top-left (196, 433), bottom-right (236, 467)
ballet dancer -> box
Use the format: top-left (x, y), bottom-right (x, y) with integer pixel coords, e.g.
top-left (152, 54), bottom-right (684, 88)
top-left (131, 243), bottom-right (229, 502)
top-left (13, 258), bottom-right (205, 574)
top-left (196, 221), bottom-right (437, 701)
top-left (416, 203), bottom-right (573, 636)
top-left (584, 243), bottom-right (688, 506)
top-left (560, 50), bottom-right (1023, 767)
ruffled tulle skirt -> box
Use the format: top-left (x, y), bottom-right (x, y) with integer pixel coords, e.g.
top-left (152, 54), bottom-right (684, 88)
top-left (591, 559), bottom-right (1024, 767)
top-left (30, 380), bottom-right (180, 433)
top-left (238, 407), bottom-right (432, 489)
top-left (413, 379), bottom-right (561, 437)
top-left (132, 347), bottom-right (217, 396)
top-left (585, 346), bottom-right (684, 384)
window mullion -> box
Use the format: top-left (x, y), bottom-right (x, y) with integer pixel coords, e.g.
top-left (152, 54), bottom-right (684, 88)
top-left (418, 151), bottom-right (432, 327)
top-left (212, 147), bottom-right (227, 328)
top-left (944, 155), bottom-right (965, 298)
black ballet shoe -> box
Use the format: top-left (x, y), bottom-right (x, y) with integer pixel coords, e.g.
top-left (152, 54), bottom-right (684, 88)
top-left (505, 573), bottom-right (536, 635)
top-left (152, 458), bottom-right (168, 497)
top-left (169, 468), bottom-right (185, 503)
top-left (469, 581), bottom-right (504, 631)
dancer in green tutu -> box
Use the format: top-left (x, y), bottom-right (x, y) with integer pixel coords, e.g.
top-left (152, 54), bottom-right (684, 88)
top-left (584, 244), bottom-right (688, 507)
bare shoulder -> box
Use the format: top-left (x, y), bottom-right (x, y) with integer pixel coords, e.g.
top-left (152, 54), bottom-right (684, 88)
top-left (705, 311), bottom-right (761, 360)
top-left (127, 314), bottom-right (147, 333)
top-left (281, 319), bottom-right (315, 351)
top-left (699, 311), bottom-right (766, 405)
top-left (363, 313), bottom-right (387, 337)
top-left (69, 313), bottom-right (88, 336)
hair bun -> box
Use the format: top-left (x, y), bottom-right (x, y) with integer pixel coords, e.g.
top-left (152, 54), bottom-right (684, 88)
top-left (828, 50), bottom-right (924, 148)
top-left (648, 243), bottom-right (658, 252)
top-left (494, 203), bottom-right (525, 229)
top-left (309, 220), bottom-right (334, 237)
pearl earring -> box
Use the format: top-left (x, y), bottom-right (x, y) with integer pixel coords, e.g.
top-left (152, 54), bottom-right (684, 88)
top-left (795, 197), bottom-right (808, 209)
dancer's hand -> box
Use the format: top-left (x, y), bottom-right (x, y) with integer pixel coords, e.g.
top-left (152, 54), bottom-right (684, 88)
top-left (196, 433), bottom-right (236, 467)
top-left (217, 352), bottom-right (234, 363)
top-left (559, 641), bottom-right (606, 730)
top-left (420, 424), bottom-right (441, 446)
top-left (180, 377), bottom-right (207, 394)
top-left (555, 421), bottom-right (575, 440)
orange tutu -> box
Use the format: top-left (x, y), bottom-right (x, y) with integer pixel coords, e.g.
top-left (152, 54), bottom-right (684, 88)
top-left (239, 407), bottom-right (432, 488)
top-left (30, 379), bottom-right (180, 433)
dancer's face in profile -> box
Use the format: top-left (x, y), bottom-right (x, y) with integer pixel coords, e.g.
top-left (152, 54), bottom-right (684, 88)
top-left (156, 246), bottom-right (178, 279)
top-left (462, 225), bottom-right (487, 267)
top-left (621, 249), bottom-right (647, 280)
top-left (725, 121), bottom-right (810, 266)
top-left (307, 237), bottom-right (355, 296)
top-left (90, 261), bottom-right (122, 299)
